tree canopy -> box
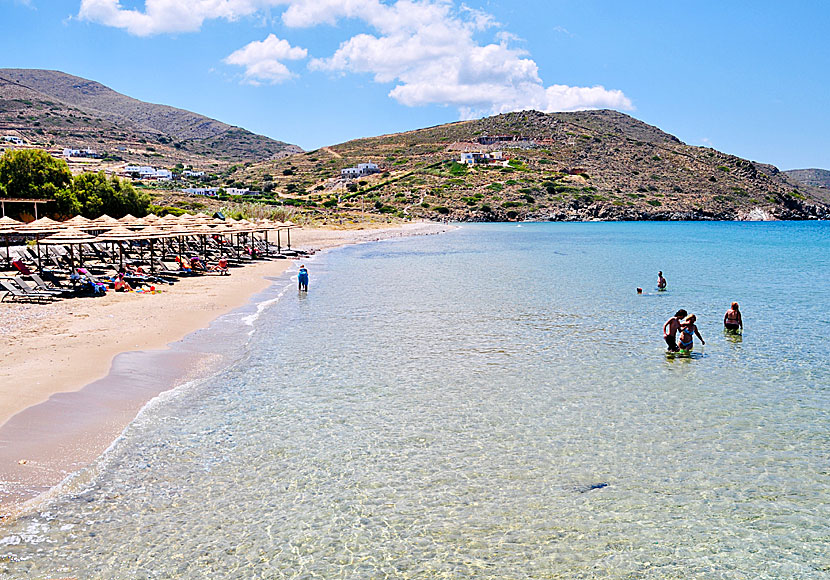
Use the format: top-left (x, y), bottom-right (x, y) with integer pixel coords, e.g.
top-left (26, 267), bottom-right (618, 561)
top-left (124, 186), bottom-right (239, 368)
top-left (0, 148), bottom-right (72, 201)
top-left (0, 149), bottom-right (151, 218)
top-left (69, 171), bottom-right (151, 218)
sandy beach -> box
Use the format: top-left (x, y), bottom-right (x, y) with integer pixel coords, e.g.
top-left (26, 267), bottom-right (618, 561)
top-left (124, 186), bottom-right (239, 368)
top-left (0, 221), bottom-right (451, 516)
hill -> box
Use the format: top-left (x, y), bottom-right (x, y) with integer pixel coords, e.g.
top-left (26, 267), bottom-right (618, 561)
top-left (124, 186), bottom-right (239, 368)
top-left (227, 110), bottom-right (830, 222)
top-left (0, 69), bottom-right (301, 169)
top-left (783, 168), bottom-right (830, 190)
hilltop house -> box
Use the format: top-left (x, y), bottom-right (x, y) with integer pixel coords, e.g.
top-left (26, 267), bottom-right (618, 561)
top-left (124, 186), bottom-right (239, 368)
top-left (341, 162), bottom-right (380, 179)
top-left (182, 186), bottom-right (260, 197)
top-left (63, 148), bottom-right (102, 158)
top-left (123, 165), bottom-right (172, 181)
top-left (460, 151), bottom-right (505, 165)
top-left (182, 187), bottom-right (219, 197)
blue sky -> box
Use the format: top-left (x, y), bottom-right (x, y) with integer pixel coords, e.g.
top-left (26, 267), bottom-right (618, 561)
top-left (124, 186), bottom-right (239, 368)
top-left (1, 0), bottom-right (828, 170)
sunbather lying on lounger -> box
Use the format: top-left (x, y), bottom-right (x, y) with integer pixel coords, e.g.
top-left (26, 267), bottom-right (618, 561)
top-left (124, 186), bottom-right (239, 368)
top-left (210, 258), bottom-right (229, 275)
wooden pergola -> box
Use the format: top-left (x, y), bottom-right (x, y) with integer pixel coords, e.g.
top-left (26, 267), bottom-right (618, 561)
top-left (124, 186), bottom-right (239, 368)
top-left (0, 198), bottom-right (54, 219)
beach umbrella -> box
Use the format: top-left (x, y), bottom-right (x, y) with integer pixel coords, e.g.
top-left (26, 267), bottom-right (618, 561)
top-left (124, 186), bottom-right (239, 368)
top-left (92, 214), bottom-right (120, 225)
top-left (95, 225), bottom-right (146, 269)
top-left (38, 227), bottom-right (98, 268)
top-left (14, 219), bottom-right (62, 272)
top-left (142, 214), bottom-right (161, 224)
top-left (134, 225), bottom-right (174, 274)
top-left (282, 220), bottom-right (300, 250)
top-left (0, 217), bottom-right (23, 268)
top-left (62, 215), bottom-right (95, 228)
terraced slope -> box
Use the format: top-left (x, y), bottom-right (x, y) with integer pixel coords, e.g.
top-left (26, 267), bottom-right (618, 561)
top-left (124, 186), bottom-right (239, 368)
top-left (231, 110), bottom-right (830, 221)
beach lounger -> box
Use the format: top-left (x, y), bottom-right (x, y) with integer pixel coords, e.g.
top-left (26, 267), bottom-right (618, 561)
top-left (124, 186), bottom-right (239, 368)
top-left (0, 278), bottom-right (56, 302)
top-left (14, 276), bottom-right (65, 296)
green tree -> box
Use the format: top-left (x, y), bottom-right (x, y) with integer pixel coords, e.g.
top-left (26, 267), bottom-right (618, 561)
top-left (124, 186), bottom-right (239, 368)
top-left (0, 148), bottom-right (72, 203)
top-left (71, 172), bottom-right (150, 218)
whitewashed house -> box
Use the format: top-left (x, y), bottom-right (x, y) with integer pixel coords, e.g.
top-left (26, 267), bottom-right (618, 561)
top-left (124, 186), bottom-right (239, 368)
top-left (341, 162), bottom-right (380, 179)
top-left (182, 187), bottom-right (219, 197)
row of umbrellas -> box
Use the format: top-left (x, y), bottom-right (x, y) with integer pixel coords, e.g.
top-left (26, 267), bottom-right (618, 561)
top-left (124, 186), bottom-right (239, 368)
top-left (0, 213), bottom-right (300, 271)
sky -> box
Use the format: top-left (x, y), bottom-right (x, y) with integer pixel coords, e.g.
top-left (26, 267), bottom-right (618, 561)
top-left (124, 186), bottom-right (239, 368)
top-left (1, 0), bottom-right (828, 170)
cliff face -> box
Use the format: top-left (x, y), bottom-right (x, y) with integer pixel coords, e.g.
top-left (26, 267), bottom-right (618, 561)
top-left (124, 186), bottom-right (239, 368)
top-left (232, 110), bottom-right (830, 221)
top-left (0, 69), bottom-right (301, 168)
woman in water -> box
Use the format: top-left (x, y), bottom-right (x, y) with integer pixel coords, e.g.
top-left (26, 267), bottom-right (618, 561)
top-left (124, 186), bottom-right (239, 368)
top-left (678, 314), bottom-right (705, 351)
top-left (723, 302), bottom-right (742, 331)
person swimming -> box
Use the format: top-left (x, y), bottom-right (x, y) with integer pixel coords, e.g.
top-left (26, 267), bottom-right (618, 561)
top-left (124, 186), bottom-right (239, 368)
top-left (678, 314), bottom-right (705, 351)
top-left (724, 302), bottom-right (742, 331)
top-left (657, 271), bottom-right (666, 290)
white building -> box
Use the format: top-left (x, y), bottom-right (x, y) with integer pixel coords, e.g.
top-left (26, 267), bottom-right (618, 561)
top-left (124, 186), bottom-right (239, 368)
top-left (182, 170), bottom-right (205, 178)
top-left (63, 148), bottom-right (100, 158)
top-left (182, 187), bottom-right (219, 197)
top-left (123, 165), bottom-right (172, 180)
top-left (341, 162), bottom-right (380, 179)
top-left (225, 187), bottom-right (260, 196)
top-left (3, 136), bottom-right (24, 145)
top-left (460, 151), bottom-right (505, 165)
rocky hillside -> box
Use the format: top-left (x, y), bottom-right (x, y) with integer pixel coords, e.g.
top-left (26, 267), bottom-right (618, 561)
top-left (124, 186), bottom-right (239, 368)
top-left (0, 69), bottom-right (301, 168)
top-left (784, 168), bottom-right (830, 190)
top-left (229, 110), bottom-right (830, 222)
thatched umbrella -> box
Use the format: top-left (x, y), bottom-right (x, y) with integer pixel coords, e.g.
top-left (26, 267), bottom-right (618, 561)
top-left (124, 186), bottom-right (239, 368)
top-left (14, 218), bottom-right (62, 272)
top-left (38, 227), bottom-right (98, 269)
top-left (134, 225), bottom-right (173, 273)
top-left (62, 215), bottom-right (95, 228)
top-left (94, 225), bottom-right (145, 269)
top-left (282, 220), bottom-right (301, 251)
top-left (0, 216), bottom-right (23, 269)
top-left (93, 214), bottom-right (120, 226)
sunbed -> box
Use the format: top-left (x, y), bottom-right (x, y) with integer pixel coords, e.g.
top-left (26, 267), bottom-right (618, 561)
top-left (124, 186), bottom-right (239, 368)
top-left (0, 278), bottom-right (56, 302)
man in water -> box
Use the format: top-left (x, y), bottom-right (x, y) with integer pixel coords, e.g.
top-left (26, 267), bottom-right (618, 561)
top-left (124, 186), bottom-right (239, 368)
top-left (657, 271), bottom-right (667, 290)
top-left (663, 309), bottom-right (687, 352)
top-left (298, 264), bottom-right (309, 291)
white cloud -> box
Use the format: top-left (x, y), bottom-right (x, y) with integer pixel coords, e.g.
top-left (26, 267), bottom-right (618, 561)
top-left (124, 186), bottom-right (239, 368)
top-left (78, 0), bottom-right (633, 115)
top-left (77, 0), bottom-right (287, 36)
top-left (307, 0), bottom-right (633, 116)
top-left (224, 34), bottom-right (307, 84)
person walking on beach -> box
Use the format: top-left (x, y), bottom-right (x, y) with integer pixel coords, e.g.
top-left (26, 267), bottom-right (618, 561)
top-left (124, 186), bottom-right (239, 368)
top-left (678, 314), bottom-right (705, 351)
top-left (657, 271), bottom-right (667, 290)
top-left (298, 264), bottom-right (309, 292)
top-left (663, 309), bottom-right (687, 352)
top-left (723, 302), bottom-right (742, 332)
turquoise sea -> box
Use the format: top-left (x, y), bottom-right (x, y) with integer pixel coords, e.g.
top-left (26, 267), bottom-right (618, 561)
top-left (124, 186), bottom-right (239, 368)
top-left (2, 222), bottom-right (829, 579)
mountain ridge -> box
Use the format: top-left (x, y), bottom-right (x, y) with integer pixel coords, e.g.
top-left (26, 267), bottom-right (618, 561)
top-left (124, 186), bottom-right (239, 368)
top-left (0, 68), bottom-right (301, 168)
top-left (227, 109), bottom-right (830, 221)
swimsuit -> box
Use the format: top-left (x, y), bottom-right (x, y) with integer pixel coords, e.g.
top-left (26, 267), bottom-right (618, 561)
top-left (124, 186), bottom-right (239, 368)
top-left (679, 327), bottom-right (694, 349)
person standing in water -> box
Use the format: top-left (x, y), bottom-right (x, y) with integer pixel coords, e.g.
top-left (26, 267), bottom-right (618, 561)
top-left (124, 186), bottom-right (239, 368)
top-left (663, 309), bottom-right (687, 352)
top-left (298, 264), bottom-right (309, 292)
top-left (657, 271), bottom-right (667, 290)
top-left (723, 302), bottom-right (742, 331)
top-left (678, 314), bottom-right (705, 351)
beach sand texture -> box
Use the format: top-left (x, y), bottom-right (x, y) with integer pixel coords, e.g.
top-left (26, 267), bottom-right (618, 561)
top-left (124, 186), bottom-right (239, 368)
top-left (0, 221), bottom-right (450, 514)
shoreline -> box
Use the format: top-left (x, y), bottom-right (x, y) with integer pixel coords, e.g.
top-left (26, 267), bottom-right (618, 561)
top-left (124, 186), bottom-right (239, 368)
top-left (0, 221), bottom-right (453, 517)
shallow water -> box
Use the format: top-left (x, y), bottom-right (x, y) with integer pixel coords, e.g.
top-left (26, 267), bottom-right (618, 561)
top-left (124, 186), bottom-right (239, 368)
top-left (2, 222), bottom-right (829, 579)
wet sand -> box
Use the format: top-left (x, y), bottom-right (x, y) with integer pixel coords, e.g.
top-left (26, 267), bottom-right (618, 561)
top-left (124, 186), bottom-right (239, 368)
top-left (0, 221), bottom-right (452, 516)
